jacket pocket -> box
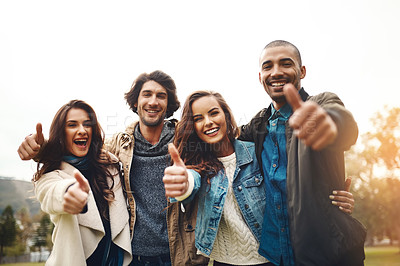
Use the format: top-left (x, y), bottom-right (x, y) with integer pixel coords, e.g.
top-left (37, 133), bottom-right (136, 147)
top-left (241, 174), bottom-right (266, 202)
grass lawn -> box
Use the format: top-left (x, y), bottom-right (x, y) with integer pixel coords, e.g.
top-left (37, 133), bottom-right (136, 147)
top-left (2, 246), bottom-right (400, 266)
top-left (365, 246), bottom-right (400, 266)
top-left (1, 263), bottom-right (44, 266)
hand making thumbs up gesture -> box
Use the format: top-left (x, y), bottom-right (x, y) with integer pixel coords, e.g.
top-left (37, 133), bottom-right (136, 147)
top-left (63, 170), bottom-right (91, 214)
top-left (163, 143), bottom-right (189, 198)
top-left (17, 123), bottom-right (45, 160)
top-left (284, 84), bottom-right (338, 150)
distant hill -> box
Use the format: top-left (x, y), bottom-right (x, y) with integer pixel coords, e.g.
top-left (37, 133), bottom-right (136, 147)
top-left (0, 177), bottom-right (41, 216)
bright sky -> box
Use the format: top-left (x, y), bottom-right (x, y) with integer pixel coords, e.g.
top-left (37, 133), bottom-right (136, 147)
top-left (1, 0), bottom-right (399, 181)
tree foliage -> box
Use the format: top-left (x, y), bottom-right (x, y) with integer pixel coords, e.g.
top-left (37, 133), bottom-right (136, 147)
top-left (0, 205), bottom-right (17, 262)
top-left (346, 106), bottom-right (400, 249)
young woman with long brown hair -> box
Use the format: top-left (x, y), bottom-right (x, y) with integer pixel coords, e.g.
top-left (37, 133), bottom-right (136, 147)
top-left (33, 100), bottom-right (131, 266)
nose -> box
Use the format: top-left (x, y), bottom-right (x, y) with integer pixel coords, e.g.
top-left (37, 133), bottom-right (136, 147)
top-left (204, 115), bottom-right (213, 127)
top-left (148, 95), bottom-right (158, 106)
top-left (271, 65), bottom-right (283, 77)
top-left (77, 124), bottom-right (87, 135)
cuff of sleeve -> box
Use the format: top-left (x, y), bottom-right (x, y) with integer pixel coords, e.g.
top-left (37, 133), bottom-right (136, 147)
top-left (175, 170), bottom-right (194, 202)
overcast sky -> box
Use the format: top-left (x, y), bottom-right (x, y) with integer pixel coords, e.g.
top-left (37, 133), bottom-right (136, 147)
top-left (1, 0), bottom-right (399, 181)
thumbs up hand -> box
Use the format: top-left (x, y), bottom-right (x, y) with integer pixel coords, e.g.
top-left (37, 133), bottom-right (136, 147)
top-left (163, 143), bottom-right (189, 198)
top-left (284, 84), bottom-right (337, 150)
top-left (18, 123), bottom-right (45, 160)
top-left (63, 170), bottom-right (90, 214)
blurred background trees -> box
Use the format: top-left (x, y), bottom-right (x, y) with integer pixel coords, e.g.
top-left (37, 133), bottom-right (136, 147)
top-left (346, 106), bottom-right (400, 249)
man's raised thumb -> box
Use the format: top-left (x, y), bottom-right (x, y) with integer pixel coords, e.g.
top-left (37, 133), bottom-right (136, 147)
top-left (168, 143), bottom-right (185, 167)
top-left (283, 84), bottom-right (303, 111)
top-left (35, 123), bottom-right (45, 145)
top-left (73, 170), bottom-right (90, 193)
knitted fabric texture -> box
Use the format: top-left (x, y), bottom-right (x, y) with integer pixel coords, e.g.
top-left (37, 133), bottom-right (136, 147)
top-left (210, 153), bottom-right (269, 265)
top-left (129, 122), bottom-right (174, 256)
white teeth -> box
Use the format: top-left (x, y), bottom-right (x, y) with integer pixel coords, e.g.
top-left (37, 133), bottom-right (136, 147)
top-left (147, 110), bottom-right (158, 113)
top-left (205, 128), bottom-right (219, 135)
top-left (271, 82), bottom-right (285, 87)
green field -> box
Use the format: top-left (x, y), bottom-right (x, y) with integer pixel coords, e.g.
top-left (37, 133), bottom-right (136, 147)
top-left (1, 246), bottom-right (399, 266)
top-left (364, 246), bottom-right (400, 266)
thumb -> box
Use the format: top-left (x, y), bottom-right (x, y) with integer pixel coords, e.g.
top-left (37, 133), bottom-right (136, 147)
top-left (168, 143), bottom-right (185, 167)
top-left (344, 177), bottom-right (352, 192)
top-left (35, 123), bottom-right (45, 145)
top-left (73, 170), bottom-right (90, 193)
top-left (283, 84), bottom-right (303, 111)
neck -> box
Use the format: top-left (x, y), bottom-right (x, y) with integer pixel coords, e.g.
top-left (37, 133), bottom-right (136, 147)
top-left (273, 101), bottom-right (286, 110)
top-left (138, 120), bottom-right (164, 145)
top-left (213, 139), bottom-right (235, 157)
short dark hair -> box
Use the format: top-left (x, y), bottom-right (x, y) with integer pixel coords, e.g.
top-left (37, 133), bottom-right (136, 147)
top-left (125, 70), bottom-right (180, 118)
top-left (264, 40), bottom-right (302, 66)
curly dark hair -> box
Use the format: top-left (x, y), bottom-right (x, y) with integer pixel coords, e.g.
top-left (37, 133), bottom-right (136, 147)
top-left (34, 100), bottom-right (118, 219)
top-left (174, 90), bottom-right (239, 181)
top-left (125, 70), bottom-right (180, 118)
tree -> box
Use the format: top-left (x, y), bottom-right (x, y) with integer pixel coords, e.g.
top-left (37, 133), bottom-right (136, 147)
top-left (33, 212), bottom-right (52, 261)
top-left (13, 208), bottom-right (33, 255)
top-left (0, 205), bottom-right (17, 262)
top-left (346, 106), bottom-right (400, 249)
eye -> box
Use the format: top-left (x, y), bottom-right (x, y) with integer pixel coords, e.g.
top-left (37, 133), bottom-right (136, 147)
top-left (210, 111), bottom-right (219, 116)
top-left (83, 121), bottom-right (92, 127)
top-left (157, 93), bottom-right (167, 100)
top-left (193, 116), bottom-right (203, 123)
top-left (263, 65), bottom-right (272, 70)
top-left (66, 122), bottom-right (76, 127)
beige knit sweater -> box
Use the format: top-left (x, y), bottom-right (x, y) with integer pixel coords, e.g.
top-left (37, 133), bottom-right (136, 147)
top-left (204, 153), bottom-right (269, 265)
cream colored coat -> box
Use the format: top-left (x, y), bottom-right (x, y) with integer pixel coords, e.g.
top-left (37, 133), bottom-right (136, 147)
top-left (35, 156), bottom-right (132, 266)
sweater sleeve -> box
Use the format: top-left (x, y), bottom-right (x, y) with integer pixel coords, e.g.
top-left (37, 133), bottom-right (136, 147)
top-left (35, 170), bottom-right (76, 215)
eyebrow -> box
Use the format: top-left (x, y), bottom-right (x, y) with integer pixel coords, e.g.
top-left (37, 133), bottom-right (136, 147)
top-left (141, 89), bottom-right (167, 95)
top-left (261, 57), bottom-right (294, 67)
top-left (66, 119), bottom-right (91, 123)
top-left (208, 107), bottom-right (219, 113)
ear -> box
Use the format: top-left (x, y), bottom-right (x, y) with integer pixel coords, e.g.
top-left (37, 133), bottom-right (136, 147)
top-left (300, 66), bottom-right (306, 79)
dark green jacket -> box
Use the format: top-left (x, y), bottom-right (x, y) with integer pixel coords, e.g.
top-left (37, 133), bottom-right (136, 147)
top-left (239, 88), bottom-right (366, 265)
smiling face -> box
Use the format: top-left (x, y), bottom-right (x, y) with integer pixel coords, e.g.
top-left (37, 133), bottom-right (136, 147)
top-left (135, 80), bottom-right (168, 128)
top-left (259, 45), bottom-right (306, 110)
top-left (65, 108), bottom-right (92, 157)
top-left (192, 96), bottom-right (233, 156)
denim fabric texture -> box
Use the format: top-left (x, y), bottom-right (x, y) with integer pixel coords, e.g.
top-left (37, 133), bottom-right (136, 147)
top-left (258, 103), bottom-right (295, 266)
top-left (175, 140), bottom-right (266, 256)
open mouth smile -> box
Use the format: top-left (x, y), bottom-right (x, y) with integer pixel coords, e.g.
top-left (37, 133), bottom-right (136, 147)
top-left (204, 127), bottom-right (220, 136)
top-left (73, 138), bottom-right (88, 148)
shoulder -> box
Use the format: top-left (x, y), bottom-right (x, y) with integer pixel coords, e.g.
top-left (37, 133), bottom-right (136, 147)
top-left (235, 139), bottom-right (255, 149)
top-left (233, 139), bottom-right (256, 159)
top-left (124, 121), bottom-right (139, 135)
top-left (307, 91), bottom-right (344, 106)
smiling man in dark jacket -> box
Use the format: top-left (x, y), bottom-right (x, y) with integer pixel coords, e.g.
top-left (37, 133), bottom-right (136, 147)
top-left (239, 40), bottom-right (366, 266)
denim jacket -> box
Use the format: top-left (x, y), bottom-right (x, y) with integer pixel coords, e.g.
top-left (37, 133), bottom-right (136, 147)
top-left (174, 140), bottom-right (266, 256)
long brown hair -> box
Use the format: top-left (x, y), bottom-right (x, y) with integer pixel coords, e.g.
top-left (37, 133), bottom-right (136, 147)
top-left (174, 91), bottom-right (239, 180)
top-left (34, 100), bottom-right (117, 219)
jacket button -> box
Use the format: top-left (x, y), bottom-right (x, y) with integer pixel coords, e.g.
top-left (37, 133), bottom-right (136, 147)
top-left (255, 178), bottom-right (259, 183)
top-left (238, 186), bottom-right (242, 191)
top-left (255, 223), bottom-right (259, 228)
top-left (187, 224), bottom-right (193, 230)
top-left (245, 204), bottom-right (249, 209)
